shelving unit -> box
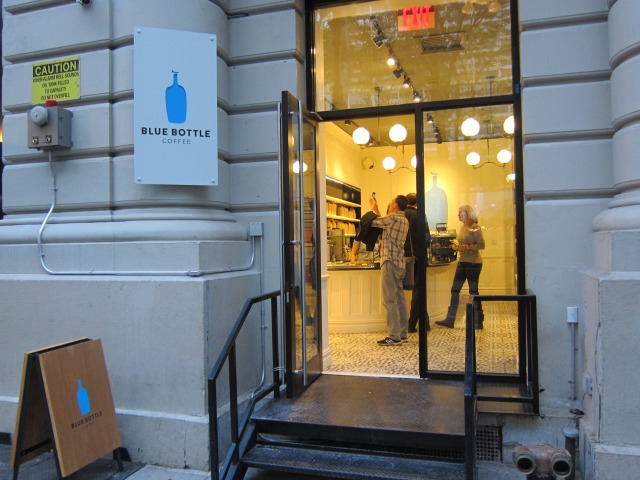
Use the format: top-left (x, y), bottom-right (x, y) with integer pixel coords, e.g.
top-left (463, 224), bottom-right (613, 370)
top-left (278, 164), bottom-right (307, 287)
top-left (326, 177), bottom-right (361, 261)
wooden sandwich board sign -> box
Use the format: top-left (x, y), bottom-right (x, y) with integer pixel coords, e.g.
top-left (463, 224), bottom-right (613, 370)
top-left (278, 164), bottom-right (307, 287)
top-left (11, 338), bottom-right (123, 479)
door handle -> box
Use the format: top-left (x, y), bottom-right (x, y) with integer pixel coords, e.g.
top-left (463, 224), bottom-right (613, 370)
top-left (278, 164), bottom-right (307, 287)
top-left (290, 240), bottom-right (301, 246)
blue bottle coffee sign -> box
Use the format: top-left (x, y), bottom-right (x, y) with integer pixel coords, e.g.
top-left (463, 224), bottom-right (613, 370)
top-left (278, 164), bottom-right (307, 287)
top-left (76, 378), bottom-right (91, 415)
top-left (166, 70), bottom-right (187, 124)
top-left (134, 27), bottom-right (218, 186)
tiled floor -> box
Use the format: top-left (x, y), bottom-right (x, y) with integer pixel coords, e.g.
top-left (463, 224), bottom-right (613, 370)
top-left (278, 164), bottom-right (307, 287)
top-left (326, 301), bottom-right (518, 375)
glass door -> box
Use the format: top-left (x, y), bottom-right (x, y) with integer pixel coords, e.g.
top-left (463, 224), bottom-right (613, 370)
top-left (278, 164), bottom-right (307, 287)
top-left (280, 91), bottom-right (322, 397)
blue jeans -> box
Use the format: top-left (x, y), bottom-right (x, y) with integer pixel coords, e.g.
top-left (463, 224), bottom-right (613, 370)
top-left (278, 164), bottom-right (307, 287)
top-left (448, 262), bottom-right (483, 313)
top-left (381, 261), bottom-right (409, 341)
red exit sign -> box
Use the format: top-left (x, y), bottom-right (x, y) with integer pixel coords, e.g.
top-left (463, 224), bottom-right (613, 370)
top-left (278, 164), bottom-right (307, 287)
top-left (398, 5), bottom-right (435, 32)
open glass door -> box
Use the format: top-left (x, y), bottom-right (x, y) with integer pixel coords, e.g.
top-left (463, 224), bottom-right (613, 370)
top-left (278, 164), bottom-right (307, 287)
top-left (280, 91), bottom-right (322, 397)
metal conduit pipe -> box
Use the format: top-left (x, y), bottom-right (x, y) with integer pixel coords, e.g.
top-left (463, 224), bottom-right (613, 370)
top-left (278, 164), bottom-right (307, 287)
top-left (38, 151), bottom-right (257, 276)
top-left (563, 427), bottom-right (579, 480)
top-left (513, 443), bottom-right (573, 479)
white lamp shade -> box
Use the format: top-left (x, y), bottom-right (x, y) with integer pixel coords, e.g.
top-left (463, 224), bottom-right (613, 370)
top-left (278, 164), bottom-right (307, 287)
top-left (389, 124), bottom-right (408, 143)
top-left (292, 160), bottom-right (308, 173)
top-left (466, 151), bottom-right (481, 166)
top-left (382, 156), bottom-right (396, 171)
top-left (503, 115), bottom-right (515, 135)
top-left (352, 127), bottom-right (370, 145)
top-left (497, 149), bottom-right (512, 163)
top-left (410, 155), bottom-right (417, 168)
top-left (461, 117), bottom-right (480, 137)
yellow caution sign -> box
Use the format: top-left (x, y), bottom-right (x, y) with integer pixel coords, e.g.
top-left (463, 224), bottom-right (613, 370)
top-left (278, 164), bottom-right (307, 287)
top-left (32, 57), bottom-right (80, 104)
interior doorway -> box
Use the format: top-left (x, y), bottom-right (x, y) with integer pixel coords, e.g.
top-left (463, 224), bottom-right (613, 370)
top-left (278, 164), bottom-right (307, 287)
top-left (317, 108), bottom-right (518, 378)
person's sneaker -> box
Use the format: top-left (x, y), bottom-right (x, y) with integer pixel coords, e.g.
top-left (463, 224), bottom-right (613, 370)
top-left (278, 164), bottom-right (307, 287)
top-left (401, 337), bottom-right (408, 342)
top-left (377, 337), bottom-right (402, 346)
top-left (407, 327), bottom-right (417, 333)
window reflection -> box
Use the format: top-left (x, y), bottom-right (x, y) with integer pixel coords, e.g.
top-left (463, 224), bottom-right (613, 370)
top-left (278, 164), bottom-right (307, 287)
top-left (313, 0), bottom-right (513, 111)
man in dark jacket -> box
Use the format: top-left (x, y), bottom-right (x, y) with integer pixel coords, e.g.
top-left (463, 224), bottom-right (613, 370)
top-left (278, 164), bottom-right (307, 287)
top-left (404, 193), bottom-right (431, 332)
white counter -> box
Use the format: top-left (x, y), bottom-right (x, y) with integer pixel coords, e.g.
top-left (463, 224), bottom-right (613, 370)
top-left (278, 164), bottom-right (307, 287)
top-left (327, 263), bottom-right (456, 333)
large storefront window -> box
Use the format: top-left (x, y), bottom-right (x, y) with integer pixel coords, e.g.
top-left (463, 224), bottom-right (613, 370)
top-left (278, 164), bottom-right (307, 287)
top-left (313, 0), bottom-right (513, 111)
top-left (312, 0), bottom-right (520, 376)
top-left (422, 105), bottom-right (517, 374)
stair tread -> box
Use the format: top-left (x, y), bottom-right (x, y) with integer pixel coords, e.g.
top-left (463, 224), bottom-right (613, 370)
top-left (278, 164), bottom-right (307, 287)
top-left (243, 444), bottom-right (466, 480)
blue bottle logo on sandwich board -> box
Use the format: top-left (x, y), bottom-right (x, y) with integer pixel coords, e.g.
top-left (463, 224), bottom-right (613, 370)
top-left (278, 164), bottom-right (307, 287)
top-left (165, 70), bottom-right (187, 124)
top-left (76, 379), bottom-right (91, 415)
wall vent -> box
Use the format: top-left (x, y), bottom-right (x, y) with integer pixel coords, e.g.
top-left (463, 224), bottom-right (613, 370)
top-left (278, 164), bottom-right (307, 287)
top-left (476, 425), bottom-right (502, 462)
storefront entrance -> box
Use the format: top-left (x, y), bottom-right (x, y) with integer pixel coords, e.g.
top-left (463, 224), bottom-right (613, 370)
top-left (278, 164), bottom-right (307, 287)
top-left (280, 0), bottom-right (522, 391)
top-left (317, 105), bottom-right (520, 377)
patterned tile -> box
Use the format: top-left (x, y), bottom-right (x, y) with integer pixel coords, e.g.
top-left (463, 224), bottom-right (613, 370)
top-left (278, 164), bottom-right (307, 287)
top-left (326, 302), bottom-right (519, 375)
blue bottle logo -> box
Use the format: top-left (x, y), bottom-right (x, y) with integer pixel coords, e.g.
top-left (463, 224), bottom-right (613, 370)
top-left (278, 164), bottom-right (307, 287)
top-left (76, 379), bottom-right (91, 415)
top-left (165, 70), bottom-right (187, 124)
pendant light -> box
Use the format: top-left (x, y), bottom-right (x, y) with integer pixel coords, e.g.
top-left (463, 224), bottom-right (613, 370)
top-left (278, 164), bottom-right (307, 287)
top-left (461, 117), bottom-right (481, 137)
top-left (497, 149), bottom-right (512, 164)
top-left (352, 126), bottom-right (370, 145)
top-left (503, 115), bottom-right (515, 135)
top-left (389, 124), bottom-right (407, 143)
top-left (293, 160), bottom-right (308, 173)
top-left (382, 156), bottom-right (397, 171)
top-left (466, 151), bottom-right (481, 166)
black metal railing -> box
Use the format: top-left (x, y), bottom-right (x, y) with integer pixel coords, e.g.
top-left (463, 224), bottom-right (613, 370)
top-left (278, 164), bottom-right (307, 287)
top-left (464, 303), bottom-right (478, 480)
top-left (472, 293), bottom-right (539, 413)
top-left (207, 291), bottom-right (281, 480)
top-left (464, 293), bottom-right (539, 479)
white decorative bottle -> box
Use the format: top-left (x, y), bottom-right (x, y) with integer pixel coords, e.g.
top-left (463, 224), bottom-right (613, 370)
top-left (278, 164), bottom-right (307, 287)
top-left (425, 173), bottom-right (448, 228)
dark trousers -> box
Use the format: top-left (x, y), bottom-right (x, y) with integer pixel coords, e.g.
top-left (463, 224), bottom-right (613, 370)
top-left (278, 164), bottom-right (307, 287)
top-left (447, 262), bottom-right (483, 317)
top-left (408, 263), bottom-right (430, 330)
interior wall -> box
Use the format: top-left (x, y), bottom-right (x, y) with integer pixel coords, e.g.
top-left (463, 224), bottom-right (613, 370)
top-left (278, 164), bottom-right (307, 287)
top-left (323, 122), bottom-right (517, 294)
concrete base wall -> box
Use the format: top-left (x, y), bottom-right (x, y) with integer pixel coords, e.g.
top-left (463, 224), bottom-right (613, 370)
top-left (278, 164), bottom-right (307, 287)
top-left (0, 267), bottom-right (265, 470)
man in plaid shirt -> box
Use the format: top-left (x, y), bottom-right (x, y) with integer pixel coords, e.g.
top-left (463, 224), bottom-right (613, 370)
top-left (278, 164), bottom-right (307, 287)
top-left (371, 195), bottom-right (410, 346)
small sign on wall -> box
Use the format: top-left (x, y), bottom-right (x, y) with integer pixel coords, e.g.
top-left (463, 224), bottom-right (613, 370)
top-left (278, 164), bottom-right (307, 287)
top-left (31, 57), bottom-right (81, 104)
top-left (134, 27), bottom-right (218, 186)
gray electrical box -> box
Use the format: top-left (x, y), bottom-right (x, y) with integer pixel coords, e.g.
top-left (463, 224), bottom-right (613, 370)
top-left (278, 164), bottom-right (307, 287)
top-left (27, 105), bottom-right (73, 150)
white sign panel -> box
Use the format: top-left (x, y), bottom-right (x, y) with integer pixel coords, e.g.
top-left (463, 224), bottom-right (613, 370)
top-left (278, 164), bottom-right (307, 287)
top-left (134, 27), bottom-right (218, 186)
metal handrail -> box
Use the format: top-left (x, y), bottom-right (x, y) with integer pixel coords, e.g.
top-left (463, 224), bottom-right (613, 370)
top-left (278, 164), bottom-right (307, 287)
top-left (207, 290), bottom-right (281, 480)
top-left (471, 293), bottom-right (539, 413)
top-left (463, 293), bottom-right (539, 479)
top-left (464, 303), bottom-right (478, 480)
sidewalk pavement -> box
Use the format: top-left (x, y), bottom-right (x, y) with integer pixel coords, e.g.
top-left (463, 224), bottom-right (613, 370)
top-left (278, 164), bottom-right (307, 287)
top-left (1, 442), bottom-right (539, 480)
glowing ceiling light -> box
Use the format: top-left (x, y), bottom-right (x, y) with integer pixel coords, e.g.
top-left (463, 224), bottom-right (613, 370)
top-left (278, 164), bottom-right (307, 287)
top-left (410, 155), bottom-right (417, 169)
top-left (497, 149), bottom-right (512, 164)
top-left (503, 115), bottom-right (515, 135)
top-left (461, 117), bottom-right (481, 137)
top-left (389, 124), bottom-right (408, 143)
top-left (382, 156), bottom-right (396, 171)
top-left (352, 127), bottom-right (370, 145)
top-left (466, 151), bottom-right (481, 166)
top-left (292, 160), bottom-right (308, 173)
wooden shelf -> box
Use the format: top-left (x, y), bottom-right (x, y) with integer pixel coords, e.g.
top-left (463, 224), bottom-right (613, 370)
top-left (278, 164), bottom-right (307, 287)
top-left (327, 214), bottom-right (359, 223)
top-left (326, 195), bottom-right (360, 208)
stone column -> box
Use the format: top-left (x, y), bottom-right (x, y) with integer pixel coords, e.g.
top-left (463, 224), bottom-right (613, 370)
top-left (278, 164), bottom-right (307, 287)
top-left (581, 1), bottom-right (640, 477)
